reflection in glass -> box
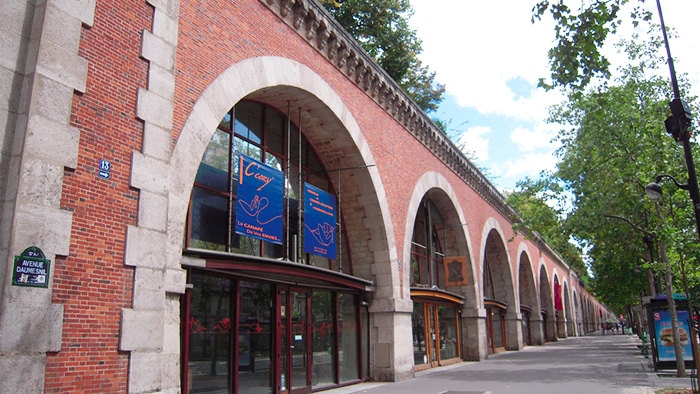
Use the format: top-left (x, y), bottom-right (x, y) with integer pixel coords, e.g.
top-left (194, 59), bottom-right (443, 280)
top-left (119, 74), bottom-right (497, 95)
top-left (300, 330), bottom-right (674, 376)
top-left (265, 109), bottom-right (284, 154)
top-left (339, 293), bottom-right (359, 382)
top-left (412, 302), bottom-right (427, 365)
top-left (361, 305), bottom-right (369, 378)
top-left (190, 188), bottom-right (228, 251)
top-left (291, 292), bottom-right (308, 390)
top-left (280, 290), bottom-right (288, 392)
top-left (438, 306), bottom-right (458, 360)
top-left (312, 290), bottom-right (334, 388)
top-left (238, 281), bottom-right (273, 394)
top-left (196, 128), bottom-right (230, 192)
top-left (188, 101), bottom-right (346, 271)
top-left (428, 305), bottom-right (437, 363)
top-left (234, 101), bottom-right (263, 143)
top-left (188, 274), bottom-right (231, 393)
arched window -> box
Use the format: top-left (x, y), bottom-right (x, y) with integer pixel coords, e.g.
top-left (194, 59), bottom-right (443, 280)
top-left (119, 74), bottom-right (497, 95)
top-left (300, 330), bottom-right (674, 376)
top-left (186, 100), bottom-right (346, 270)
top-left (411, 198), bottom-right (445, 287)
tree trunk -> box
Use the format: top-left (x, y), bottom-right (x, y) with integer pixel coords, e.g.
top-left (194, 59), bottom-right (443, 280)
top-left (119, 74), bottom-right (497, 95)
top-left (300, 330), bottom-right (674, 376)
top-left (659, 241), bottom-right (686, 377)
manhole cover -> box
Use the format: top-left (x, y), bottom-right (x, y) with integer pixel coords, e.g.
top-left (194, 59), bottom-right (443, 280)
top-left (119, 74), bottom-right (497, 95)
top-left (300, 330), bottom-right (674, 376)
top-left (441, 391), bottom-right (487, 394)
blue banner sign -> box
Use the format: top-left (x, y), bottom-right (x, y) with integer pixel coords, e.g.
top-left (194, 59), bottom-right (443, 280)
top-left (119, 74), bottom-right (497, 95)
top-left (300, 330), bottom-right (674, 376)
top-left (653, 309), bottom-right (693, 362)
top-left (304, 182), bottom-right (336, 259)
top-left (235, 154), bottom-right (283, 244)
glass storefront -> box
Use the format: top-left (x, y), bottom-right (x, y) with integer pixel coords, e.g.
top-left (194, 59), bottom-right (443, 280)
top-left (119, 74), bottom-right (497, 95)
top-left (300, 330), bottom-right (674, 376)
top-left (485, 304), bottom-right (507, 353)
top-left (409, 195), bottom-right (464, 370)
top-left (411, 298), bottom-right (461, 370)
top-left (183, 269), bottom-right (365, 393)
top-left (183, 100), bottom-right (370, 392)
top-left (187, 274), bottom-right (235, 393)
top-left (521, 308), bottom-right (531, 346)
top-left (438, 306), bottom-right (459, 360)
top-left (339, 293), bottom-right (360, 383)
top-left (311, 290), bottom-right (334, 388)
top-left (239, 281), bottom-right (274, 393)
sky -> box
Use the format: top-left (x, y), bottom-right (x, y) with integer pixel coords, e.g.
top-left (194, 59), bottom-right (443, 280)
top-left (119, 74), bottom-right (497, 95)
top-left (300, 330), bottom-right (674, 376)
top-left (408, 1), bottom-right (700, 192)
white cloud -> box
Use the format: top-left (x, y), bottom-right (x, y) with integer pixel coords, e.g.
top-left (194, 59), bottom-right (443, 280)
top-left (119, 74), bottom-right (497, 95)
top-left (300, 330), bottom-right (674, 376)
top-left (410, 1), bottom-right (556, 121)
top-left (410, 1), bottom-right (700, 119)
top-left (456, 126), bottom-right (491, 162)
top-left (409, 1), bottom-right (700, 189)
top-left (510, 123), bottom-right (558, 152)
top-left (494, 152), bottom-right (559, 180)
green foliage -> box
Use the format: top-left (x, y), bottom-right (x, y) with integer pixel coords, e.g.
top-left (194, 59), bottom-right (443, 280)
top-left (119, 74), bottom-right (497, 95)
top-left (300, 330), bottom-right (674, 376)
top-left (506, 177), bottom-right (589, 280)
top-left (532, 0), bottom-right (653, 91)
top-left (538, 34), bottom-right (700, 312)
top-left (320, 0), bottom-right (445, 113)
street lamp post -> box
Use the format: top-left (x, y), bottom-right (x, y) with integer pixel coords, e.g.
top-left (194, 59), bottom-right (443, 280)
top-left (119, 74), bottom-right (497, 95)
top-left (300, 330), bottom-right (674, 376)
top-left (645, 0), bottom-right (700, 379)
top-left (653, 0), bottom-right (700, 238)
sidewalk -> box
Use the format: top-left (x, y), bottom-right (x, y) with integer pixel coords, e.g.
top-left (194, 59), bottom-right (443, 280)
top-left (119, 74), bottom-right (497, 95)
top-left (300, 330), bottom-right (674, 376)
top-left (323, 333), bottom-right (696, 394)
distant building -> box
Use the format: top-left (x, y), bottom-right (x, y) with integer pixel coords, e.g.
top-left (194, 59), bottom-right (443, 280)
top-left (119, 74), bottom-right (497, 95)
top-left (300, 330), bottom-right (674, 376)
top-left (0, 0), bottom-right (609, 392)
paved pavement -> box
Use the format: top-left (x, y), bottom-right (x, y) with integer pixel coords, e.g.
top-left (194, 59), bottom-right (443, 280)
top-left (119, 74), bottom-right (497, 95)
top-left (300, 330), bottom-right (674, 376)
top-left (324, 332), bottom-right (697, 394)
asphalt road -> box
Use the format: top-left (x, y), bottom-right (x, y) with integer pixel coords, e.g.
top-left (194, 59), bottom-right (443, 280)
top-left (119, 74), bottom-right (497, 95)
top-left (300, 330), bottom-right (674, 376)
top-left (324, 332), bottom-right (696, 394)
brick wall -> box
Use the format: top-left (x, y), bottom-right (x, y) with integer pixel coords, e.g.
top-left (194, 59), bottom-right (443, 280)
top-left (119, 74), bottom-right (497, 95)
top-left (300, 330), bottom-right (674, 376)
top-left (45, 1), bottom-right (151, 392)
top-left (21, 0), bottom-right (602, 391)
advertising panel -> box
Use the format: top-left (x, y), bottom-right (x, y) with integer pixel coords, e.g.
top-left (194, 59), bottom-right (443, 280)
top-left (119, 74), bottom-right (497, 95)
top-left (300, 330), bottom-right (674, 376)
top-left (653, 309), bottom-right (693, 362)
top-left (303, 182), bottom-right (336, 259)
top-left (235, 154), bottom-right (284, 244)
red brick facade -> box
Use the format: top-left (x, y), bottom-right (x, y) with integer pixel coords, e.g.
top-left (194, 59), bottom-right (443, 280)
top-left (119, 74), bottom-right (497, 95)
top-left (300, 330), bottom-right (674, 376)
top-left (0, 0), bottom-right (611, 392)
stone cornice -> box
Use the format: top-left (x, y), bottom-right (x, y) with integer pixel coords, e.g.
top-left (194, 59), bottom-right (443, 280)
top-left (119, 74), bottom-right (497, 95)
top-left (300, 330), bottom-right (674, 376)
top-left (259, 0), bottom-right (571, 269)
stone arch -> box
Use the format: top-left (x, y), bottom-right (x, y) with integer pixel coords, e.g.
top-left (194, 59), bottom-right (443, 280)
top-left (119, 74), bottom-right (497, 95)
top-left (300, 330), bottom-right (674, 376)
top-left (581, 296), bottom-right (590, 333)
top-left (539, 263), bottom-right (556, 342)
top-left (481, 220), bottom-right (519, 352)
top-left (168, 56), bottom-right (398, 287)
top-left (586, 295), bottom-right (597, 333)
top-left (128, 56), bottom-right (403, 384)
top-left (517, 246), bottom-right (541, 345)
top-left (402, 172), bottom-right (477, 301)
top-left (552, 272), bottom-right (566, 338)
top-left (403, 172), bottom-right (482, 361)
top-left (563, 281), bottom-right (575, 337)
top-left (572, 289), bottom-right (582, 336)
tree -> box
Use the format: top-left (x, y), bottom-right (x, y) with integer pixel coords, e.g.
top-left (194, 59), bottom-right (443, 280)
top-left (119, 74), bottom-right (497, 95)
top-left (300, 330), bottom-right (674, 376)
top-left (541, 35), bottom-right (700, 314)
top-left (531, 0), bottom-right (652, 91)
top-left (320, 0), bottom-right (445, 113)
top-left (506, 177), bottom-right (589, 281)
top-left (534, 4), bottom-right (700, 374)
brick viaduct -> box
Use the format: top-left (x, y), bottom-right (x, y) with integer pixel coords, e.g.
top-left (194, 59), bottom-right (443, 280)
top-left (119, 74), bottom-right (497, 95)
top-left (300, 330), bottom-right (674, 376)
top-left (0, 0), bottom-right (613, 392)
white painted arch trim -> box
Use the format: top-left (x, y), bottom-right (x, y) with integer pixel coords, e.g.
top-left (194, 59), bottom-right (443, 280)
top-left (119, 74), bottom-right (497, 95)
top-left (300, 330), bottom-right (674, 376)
top-left (479, 217), bottom-right (516, 291)
top-left (515, 242), bottom-right (538, 308)
top-left (166, 55), bottom-right (397, 278)
top-left (515, 242), bottom-right (535, 287)
top-left (402, 171), bottom-right (477, 300)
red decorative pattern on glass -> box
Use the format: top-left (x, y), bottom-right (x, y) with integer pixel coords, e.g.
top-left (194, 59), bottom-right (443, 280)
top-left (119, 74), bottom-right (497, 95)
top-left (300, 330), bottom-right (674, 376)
top-left (190, 317), bottom-right (207, 333)
top-left (213, 317), bottom-right (231, 333)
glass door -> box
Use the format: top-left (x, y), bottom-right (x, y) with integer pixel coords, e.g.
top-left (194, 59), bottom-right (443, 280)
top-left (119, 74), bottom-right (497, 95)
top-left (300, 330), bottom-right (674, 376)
top-left (412, 300), bottom-right (461, 370)
top-left (279, 289), bottom-right (287, 392)
top-left (278, 287), bottom-right (311, 393)
top-left (412, 302), bottom-right (427, 368)
top-left (185, 274), bottom-right (232, 394)
top-left (486, 306), bottom-right (506, 353)
top-left (427, 304), bottom-right (439, 367)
